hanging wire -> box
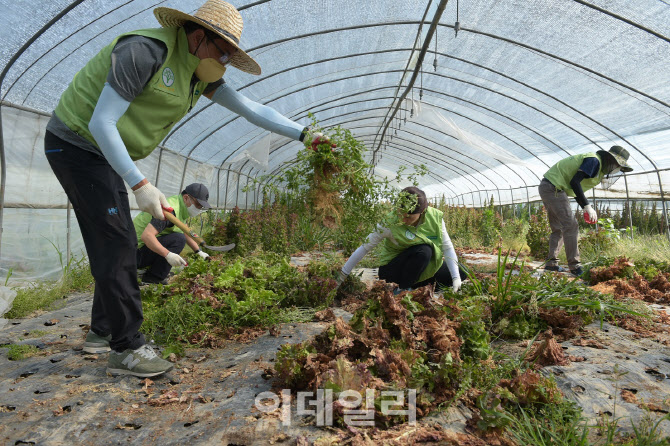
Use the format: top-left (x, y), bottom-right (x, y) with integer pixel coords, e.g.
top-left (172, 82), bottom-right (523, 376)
top-left (404, 100), bottom-right (407, 124)
top-left (410, 88), bottom-right (415, 118)
top-left (419, 60), bottom-right (424, 100)
top-left (454, 0), bottom-right (461, 37)
top-left (433, 22), bottom-right (438, 71)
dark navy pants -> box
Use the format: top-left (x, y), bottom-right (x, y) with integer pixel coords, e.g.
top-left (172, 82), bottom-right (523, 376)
top-left (137, 232), bottom-right (186, 282)
top-left (45, 131), bottom-right (145, 352)
top-left (378, 244), bottom-right (467, 290)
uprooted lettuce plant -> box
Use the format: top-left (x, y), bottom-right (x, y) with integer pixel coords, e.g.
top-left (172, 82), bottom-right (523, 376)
top-left (274, 282), bottom-right (463, 426)
top-left (141, 251), bottom-right (338, 348)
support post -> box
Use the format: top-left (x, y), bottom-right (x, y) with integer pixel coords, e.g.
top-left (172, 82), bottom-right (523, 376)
top-left (235, 173), bottom-right (241, 208)
top-left (224, 169), bottom-right (230, 211)
top-left (66, 199), bottom-right (72, 267)
top-left (623, 174), bottom-right (633, 241)
top-left (245, 176), bottom-right (250, 210)
top-left (654, 171), bottom-right (670, 243)
top-left (592, 189), bottom-right (598, 231)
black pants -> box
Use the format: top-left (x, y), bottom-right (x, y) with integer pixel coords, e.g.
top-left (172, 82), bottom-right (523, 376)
top-left (378, 244), bottom-right (467, 290)
top-left (45, 131), bottom-right (145, 352)
top-left (137, 233), bottom-right (186, 282)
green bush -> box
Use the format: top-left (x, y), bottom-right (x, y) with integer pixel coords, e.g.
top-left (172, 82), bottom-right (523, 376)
top-left (578, 227), bottom-right (616, 260)
top-left (526, 209), bottom-right (551, 259)
top-left (480, 205), bottom-right (501, 247)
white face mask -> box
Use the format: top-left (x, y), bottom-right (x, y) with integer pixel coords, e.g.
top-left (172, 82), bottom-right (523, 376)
top-left (609, 166), bottom-right (621, 175)
top-left (186, 197), bottom-right (204, 217)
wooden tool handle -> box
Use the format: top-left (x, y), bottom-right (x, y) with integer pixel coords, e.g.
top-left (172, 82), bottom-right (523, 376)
top-left (163, 212), bottom-right (205, 246)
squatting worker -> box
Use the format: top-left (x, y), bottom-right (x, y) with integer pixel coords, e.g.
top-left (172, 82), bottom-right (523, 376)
top-left (134, 183), bottom-right (212, 286)
top-left (44, 0), bottom-right (315, 377)
top-left (539, 146), bottom-right (633, 277)
top-left (336, 187), bottom-right (467, 294)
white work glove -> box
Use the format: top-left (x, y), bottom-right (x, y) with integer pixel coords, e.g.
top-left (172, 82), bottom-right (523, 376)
top-left (133, 182), bottom-right (170, 220)
top-left (452, 277), bottom-right (462, 293)
top-left (165, 252), bottom-right (187, 267)
top-left (196, 250), bottom-right (210, 260)
top-left (336, 270), bottom-right (348, 286)
top-left (583, 204), bottom-right (598, 224)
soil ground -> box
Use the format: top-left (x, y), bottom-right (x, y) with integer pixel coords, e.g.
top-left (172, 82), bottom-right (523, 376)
top-left (0, 252), bottom-right (668, 445)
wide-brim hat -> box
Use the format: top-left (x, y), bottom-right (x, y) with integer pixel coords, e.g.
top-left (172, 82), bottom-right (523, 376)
top-left (154, 0), bottom-right (261, 75)
top-left (597, 145), bottom-right (633, 172)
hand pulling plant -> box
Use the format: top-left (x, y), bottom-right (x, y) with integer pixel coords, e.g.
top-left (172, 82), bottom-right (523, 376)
top-left (249, 116), bottom-right (427, 252)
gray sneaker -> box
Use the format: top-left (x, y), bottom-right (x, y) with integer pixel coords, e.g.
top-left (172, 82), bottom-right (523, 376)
top-left (83, 331), bottom-right (112, 354)
top-left (107, 345), bottom-right (173, 377)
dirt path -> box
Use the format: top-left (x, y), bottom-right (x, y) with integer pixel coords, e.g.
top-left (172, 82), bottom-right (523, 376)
top-left (1, 257), bottom-right (669, 444)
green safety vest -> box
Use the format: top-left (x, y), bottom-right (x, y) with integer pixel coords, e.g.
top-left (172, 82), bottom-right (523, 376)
top-left (134, 194), bottom-right (189, 248)
top-left (377, 207), bottom-right (444, 283)
top-left (54, 27), bottom-right (209, 161)
top-left (543, 152), bottom-right (605, 197)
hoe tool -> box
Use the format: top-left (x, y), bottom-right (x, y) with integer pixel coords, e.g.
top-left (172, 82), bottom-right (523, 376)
top-left (163, 207), bottom-right (235, 252)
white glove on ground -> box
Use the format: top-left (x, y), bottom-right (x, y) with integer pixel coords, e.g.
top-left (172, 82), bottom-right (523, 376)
top-left (336, 270), bottom-right (348, 286)
top-left (197, 250), bottom-right (210, 260)
top-left (165, 252), bottom-right (187, 267)
top-left (583, 204), bottom-right (598, 223)
top-left (133, 183), bottom-right (169, 220)
top-left (452, 278), bottom-right (462, 293)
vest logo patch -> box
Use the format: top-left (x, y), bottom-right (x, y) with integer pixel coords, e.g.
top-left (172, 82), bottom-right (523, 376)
top-left (162, 67), bottom-right (175, 87)
top-left (405, 230), bottom-right (416, 240)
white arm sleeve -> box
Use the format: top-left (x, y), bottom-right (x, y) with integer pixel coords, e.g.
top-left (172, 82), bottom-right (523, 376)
top-left (441, 220), bottom-right (460, 280)
top-left (88, 83), bottom-right (144, 187)
top-left (210, 83), bottom-right (305, 140)
top-left (341, 225), bottom-right (392, 275)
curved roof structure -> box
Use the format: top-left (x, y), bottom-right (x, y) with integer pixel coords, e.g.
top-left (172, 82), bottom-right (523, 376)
top-left (1, 0), bottom-right (669, 279)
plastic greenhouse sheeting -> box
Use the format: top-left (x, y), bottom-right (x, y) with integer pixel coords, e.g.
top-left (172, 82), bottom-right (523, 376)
top-left (1, 0), bottom-right (670, 281)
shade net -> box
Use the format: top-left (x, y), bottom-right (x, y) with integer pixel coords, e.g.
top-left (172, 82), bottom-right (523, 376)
top-left (1, 0), bottom-right (669, 280)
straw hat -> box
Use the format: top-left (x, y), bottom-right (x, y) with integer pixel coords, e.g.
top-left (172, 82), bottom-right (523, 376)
top-left (154, 0), bottom-right (261, 75)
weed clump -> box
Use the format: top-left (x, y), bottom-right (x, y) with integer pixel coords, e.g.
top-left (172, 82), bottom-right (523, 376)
top-left (274, 282), bottom-right (462, 424)
top-left (587, 256), bottom-right (670, 304)
top-left (142, 251), bottom-right (338, 348)
top-left (4, 344), bottom-right (40, 361)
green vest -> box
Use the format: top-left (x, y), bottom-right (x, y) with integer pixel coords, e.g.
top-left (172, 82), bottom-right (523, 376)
top-left (54, 27), bottom-right (209, 161)
top-left (543, 152), bottom-right (605, 197)
top-left (378, 207), bottom-right (445, 283)
top-left (134, 194), bottom-right (190, 248)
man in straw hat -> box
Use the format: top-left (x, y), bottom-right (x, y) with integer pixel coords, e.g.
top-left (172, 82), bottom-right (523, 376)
top-left (44, 0), bottom-right (319, 377)
top-left (539, 146), bottom-right (633, 277)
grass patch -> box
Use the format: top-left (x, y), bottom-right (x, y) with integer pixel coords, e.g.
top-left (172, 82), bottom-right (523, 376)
top-left (24, 330), bottom-right (48, 338)
top-left (4, 344), bottom-right (40, 361)
top-left (595, 234), bottom-right (670, 264)
top-left (6, 256), bottom-right (93, 319)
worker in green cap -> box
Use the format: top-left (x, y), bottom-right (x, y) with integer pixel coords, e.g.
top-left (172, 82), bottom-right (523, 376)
top-left (134, 183), bottom-right (212, 285)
